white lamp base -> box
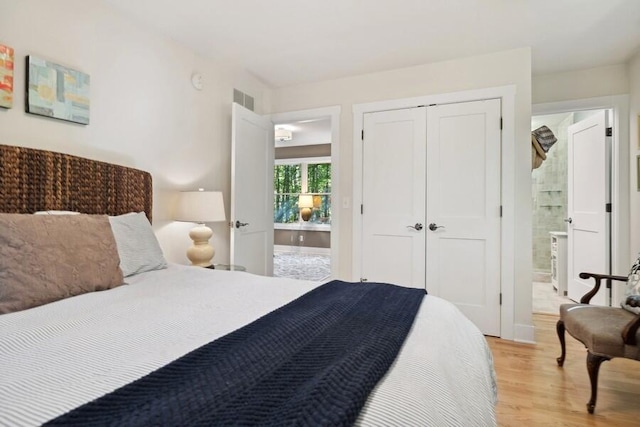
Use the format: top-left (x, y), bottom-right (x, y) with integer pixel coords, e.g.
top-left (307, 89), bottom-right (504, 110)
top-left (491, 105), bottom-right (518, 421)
top-left (186, 224), bottom-right (215, 267)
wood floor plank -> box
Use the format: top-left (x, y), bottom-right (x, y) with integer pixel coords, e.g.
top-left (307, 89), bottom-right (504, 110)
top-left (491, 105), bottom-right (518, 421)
top-left (487, 313), bottom-right (640, 426)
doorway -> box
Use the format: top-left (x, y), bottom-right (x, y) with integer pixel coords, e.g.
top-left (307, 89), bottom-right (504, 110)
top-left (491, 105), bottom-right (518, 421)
top-left (531, 108), bottom-right (612, 313)
top-left (270, 106), bottom-right (341, 281)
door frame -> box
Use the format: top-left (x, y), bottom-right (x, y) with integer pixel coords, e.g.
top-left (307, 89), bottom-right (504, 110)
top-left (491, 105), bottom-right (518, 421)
top-left (270, 105), bottom-right (341, 279)
top-left (533, 95), bottom-right (630, 306)
top-left (353, 85), bottom-right (517, 340)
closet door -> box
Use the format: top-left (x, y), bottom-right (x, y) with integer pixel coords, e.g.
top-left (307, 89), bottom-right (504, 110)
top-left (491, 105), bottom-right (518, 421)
top-left (361, 107), bottom-right (426, 288)
top-left (426, 99), bottom-right (502, 336)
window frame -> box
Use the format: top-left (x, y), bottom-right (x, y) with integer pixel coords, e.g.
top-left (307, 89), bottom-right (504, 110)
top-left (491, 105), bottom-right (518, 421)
top-left (274, 156), bottom-right (331, 230)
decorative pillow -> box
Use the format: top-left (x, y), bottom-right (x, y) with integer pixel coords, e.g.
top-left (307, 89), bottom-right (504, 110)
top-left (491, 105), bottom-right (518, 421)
top-left (108, 212), bottom-right (167, 277)
top-left (0, 214), bottom-right (124, 315)
top-left (621, 254), bottom-right (640, 315)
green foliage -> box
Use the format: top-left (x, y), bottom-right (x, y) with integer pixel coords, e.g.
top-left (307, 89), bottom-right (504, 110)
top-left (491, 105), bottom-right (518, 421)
top-left (274, 163), bottom-right (331, 224)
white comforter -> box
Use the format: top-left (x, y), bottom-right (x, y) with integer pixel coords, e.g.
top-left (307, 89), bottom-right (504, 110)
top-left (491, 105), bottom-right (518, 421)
top-left (0, 264), bottom-right (497, 426)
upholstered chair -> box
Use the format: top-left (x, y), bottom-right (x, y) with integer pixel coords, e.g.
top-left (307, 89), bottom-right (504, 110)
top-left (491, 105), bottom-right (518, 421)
top-left (556, 272), bottom-right (640, 414)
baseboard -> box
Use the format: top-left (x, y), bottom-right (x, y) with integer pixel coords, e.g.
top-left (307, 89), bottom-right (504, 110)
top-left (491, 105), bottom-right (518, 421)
top-left (513, 323), bottom-right (536, 344)
top-left (274, 245), bottom-right (331, 256)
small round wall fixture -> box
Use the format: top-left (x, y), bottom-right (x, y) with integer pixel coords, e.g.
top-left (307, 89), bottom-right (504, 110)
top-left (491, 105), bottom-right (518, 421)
top-left (191, 72), bottom-right (203, 90)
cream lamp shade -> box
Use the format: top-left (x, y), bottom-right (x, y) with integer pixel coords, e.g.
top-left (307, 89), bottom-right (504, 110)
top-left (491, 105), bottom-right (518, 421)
top-left (298, 194), bottom-right (313, 222)
top-left (174, 190), bottom-right (226, 267)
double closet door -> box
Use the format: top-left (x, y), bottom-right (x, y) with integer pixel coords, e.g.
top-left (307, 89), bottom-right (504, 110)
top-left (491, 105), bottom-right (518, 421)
top-left (361, 99), bottom-right (502, 336)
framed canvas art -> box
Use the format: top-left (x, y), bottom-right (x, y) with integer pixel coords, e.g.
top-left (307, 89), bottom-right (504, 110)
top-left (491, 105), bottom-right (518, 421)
top-left (26, 55), bottom-right (90, 124)
top-left (0, 44), bottom-right (14, 109)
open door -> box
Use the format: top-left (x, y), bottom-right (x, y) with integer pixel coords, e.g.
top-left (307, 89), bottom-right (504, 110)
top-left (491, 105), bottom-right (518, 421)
top-left (231, 103), bottom-right (274, 276)
top-left (567, 110), bottom-right (610, 305)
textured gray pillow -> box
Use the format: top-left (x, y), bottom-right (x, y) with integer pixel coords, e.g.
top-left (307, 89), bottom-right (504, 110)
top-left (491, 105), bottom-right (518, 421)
top-left (108, 212), bottom-right (167, 277)
top-left (0, 214), bottom-right (124, 314)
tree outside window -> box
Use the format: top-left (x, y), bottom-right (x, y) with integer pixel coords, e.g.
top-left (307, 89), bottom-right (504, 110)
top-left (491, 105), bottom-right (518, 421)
top-left (274, 160), bottom-right (331, 224)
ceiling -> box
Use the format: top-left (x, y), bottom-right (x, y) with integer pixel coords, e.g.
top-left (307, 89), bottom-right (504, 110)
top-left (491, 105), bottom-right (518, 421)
top-left (103, 0), bottom-right (640, 88)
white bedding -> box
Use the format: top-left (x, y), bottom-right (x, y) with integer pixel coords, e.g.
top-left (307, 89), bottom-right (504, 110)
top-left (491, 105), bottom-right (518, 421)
top-left (0, 264), bottom-right (497, 426)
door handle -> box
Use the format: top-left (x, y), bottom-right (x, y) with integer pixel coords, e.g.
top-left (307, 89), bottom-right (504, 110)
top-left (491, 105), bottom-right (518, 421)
top-left (235, 220), bottom-right (249, 228)
top-left (428, 223), bottom-right (445, 231)
top-left (563, 217), bottom-right (572, 224)
top-left (406, 223), bottom-right (423, 231)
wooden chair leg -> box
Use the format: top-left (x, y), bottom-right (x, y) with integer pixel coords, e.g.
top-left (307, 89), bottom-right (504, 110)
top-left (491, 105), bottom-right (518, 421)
top-left (556, 319), bottom-right (566, 366)
top-left (586, 352), bottom-right (610, 414)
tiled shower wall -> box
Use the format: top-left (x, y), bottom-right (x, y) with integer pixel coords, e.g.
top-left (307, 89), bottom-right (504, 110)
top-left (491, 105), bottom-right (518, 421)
top-left (531, 114), bottom-right (572, 273)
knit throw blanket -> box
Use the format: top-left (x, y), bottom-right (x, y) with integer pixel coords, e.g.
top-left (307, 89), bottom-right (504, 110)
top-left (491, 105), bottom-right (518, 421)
top-left (46, 280), bottom-right (425, 427)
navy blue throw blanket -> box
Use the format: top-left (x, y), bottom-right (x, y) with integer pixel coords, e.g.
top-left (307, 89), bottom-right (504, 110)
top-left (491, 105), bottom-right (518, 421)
top-left (46, 280), bottom-right (425, 427)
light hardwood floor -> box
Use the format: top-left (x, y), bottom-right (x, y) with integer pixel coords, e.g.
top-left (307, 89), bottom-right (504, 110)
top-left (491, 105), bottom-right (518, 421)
top-left (487, 313), bottom-right (640, 427)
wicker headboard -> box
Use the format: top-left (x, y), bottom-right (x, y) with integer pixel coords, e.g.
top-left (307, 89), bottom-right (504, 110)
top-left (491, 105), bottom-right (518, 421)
top-left (0, 144), bottom-right (153, 222)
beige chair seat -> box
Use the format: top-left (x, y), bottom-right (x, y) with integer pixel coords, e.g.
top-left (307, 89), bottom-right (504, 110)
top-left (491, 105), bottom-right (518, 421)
top-left (556, 272), bottom-right (640, 414)
top-left (560, 304), bottom-right (640, 360)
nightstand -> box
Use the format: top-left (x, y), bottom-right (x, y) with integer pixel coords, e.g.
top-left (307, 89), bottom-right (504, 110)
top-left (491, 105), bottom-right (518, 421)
top-left (211, 264), bottom-right (246, 272)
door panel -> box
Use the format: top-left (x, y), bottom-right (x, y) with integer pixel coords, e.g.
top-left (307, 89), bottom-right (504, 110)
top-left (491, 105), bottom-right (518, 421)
top-left (361, 107), bottom-right (426, 288)
top-left (426, 99), bottom-right (501, 336)
top-left (231, 103), bottom-right (274, 276)
top-left (567, 110), bottom-right (610, 305)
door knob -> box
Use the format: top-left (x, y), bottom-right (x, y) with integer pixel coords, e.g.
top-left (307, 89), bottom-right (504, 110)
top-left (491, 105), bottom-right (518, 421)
top-left (563, 217), bottom-right (572, 224)
top-left (235, 220), bottom-right (249, 228)
top-left (428, 223), bottom-right (445, 231)
top-left (406, 223), bottom-right (423, 231)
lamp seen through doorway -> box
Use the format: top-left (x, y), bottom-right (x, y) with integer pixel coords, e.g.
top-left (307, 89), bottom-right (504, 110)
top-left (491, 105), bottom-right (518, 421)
top-left (298, 194), bottom-right (313, 221)
top-left (174, 189), bottom-right (226, 267)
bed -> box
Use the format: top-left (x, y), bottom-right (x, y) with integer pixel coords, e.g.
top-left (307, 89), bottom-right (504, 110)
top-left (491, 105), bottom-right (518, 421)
top-left (0, 144), bottom-right (498, 426)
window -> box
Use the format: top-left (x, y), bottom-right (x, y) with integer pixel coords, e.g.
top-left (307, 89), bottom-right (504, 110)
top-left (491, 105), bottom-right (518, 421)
top-left (274, 159), bottom-right (331, 226)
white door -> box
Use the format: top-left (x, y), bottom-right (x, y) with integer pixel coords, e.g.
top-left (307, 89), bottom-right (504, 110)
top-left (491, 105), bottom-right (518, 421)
top-left (361, 107), bottom-right (426, 288)
top-left (231, 103), bottom-right (274, 276)
top-left (567, 111), bottom-right (610, 305)
top-left (426, 99), bottom-right (502, 336)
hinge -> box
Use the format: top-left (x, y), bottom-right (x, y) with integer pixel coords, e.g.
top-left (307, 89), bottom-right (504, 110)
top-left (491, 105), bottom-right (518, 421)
top-left (606, 127), bottom-right (612, 137)
top-left (500, 117), bottom-right (503, 130)
top-left (361, 130), bottom-right (364, 140)
top-left (499, 205), bottom-right (503, 217)
top-left (606, 203), bottom-right (612, 213)
top-left (360, 204), bottom-right (364, 215)
top-left (499, 293), bottom-right (502, 305)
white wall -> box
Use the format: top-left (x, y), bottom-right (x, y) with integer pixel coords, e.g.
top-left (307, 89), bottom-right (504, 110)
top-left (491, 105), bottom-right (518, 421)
top-left (271, 48), bottom-right (533, 337)
top-left (533, 64), bottom-right (629, 104)
top-left (629, 51), bottom-right (640, 261)
top-left (0, 0), bottom-right (272, 264)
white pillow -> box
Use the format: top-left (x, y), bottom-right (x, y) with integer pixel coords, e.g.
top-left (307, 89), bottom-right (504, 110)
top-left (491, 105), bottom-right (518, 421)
top-left (108, 212), bottom-right (167, 277)
top-left (34, 210), bottom-right (80, 215)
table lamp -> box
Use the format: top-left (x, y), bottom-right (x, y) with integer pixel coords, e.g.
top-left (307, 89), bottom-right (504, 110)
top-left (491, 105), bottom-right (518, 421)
top-left (298, 194), bottom-right (314, 222)
top-left (174, 189), bottom-right (226, 267)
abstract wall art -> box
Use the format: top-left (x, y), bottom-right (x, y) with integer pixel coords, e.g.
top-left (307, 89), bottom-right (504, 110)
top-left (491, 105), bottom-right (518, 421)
top-left (0, 44), bottom-right (14, 109)
top-left (26, 55), bottom-right (90, 124)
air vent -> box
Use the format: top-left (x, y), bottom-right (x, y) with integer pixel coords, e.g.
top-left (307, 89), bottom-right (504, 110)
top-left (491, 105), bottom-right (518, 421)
top-left (233, 88), bottom-right (255, 112)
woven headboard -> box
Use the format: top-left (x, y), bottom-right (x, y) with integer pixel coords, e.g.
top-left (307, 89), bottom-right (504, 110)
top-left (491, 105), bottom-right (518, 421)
top-left (0, 144), bottom-right (153, 222)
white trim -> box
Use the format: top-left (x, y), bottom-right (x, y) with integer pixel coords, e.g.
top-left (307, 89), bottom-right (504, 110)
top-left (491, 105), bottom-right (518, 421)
top-left (274, 244), bottom-right (331, 256)
top-left (270, 106), bottom-right (341, 279)
top-left (533, 95), bottom-right (630, 306)
top-left (352, 85), bottom-right (517, 340)
top-left (275, 156), bottom-right (331, 165)
top-left (274, 223), bottom-right (331, 232)
top-left (514, 323), bottom-right (536, 344)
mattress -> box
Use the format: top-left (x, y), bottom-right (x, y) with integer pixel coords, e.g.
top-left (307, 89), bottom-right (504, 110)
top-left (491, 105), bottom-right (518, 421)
top-left (0, 264), bottom-right (497, 426)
